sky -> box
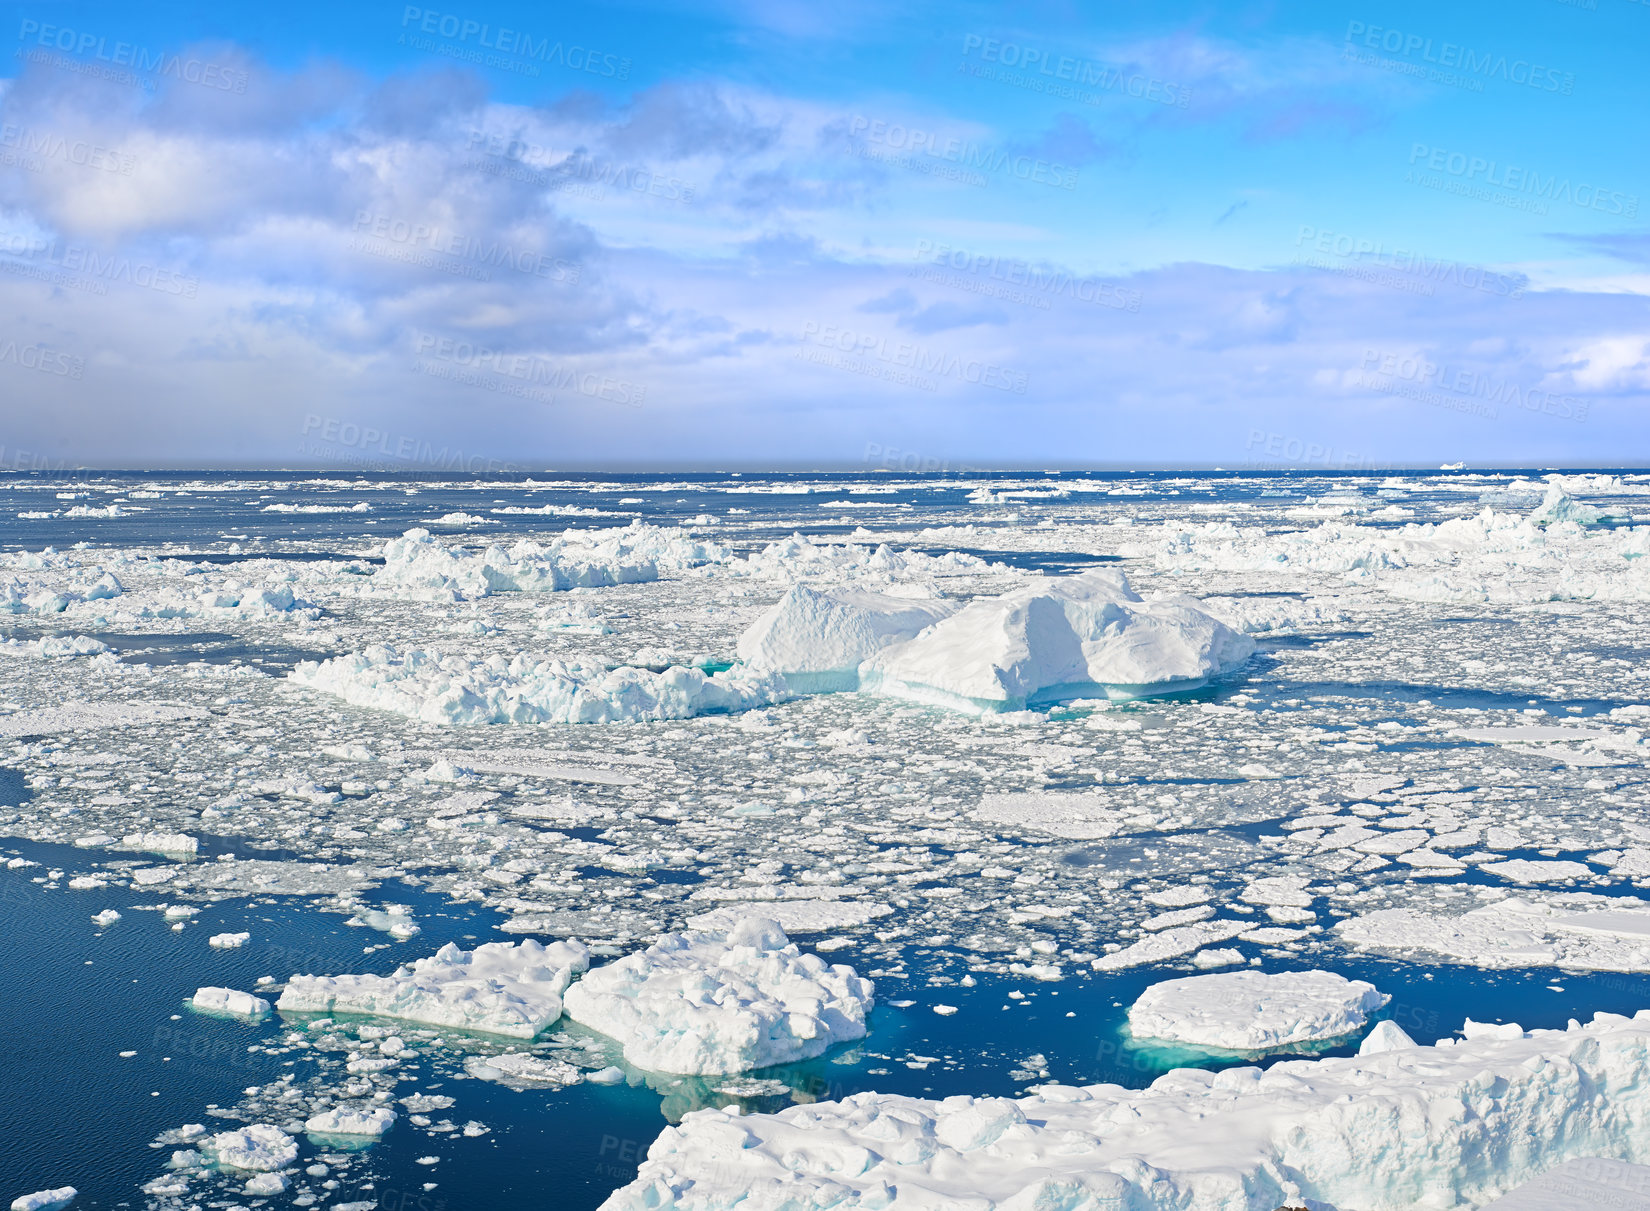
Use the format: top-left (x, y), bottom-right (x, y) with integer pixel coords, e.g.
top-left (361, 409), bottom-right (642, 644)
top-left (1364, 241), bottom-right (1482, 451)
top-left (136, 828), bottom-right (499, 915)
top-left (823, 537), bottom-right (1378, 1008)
top-left (0, 0), bottom-right (1645, 469)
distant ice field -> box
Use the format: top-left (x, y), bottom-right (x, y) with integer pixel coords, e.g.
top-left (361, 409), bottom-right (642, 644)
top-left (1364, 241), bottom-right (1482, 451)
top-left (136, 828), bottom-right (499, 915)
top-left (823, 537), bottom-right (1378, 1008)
top-left (2, 467), bottom-right (1649, 1210)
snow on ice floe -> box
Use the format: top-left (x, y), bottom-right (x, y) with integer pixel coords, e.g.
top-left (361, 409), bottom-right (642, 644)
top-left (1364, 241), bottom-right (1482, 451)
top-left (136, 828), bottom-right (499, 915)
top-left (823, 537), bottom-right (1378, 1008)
top-left (277, 938), bottom-right (590, 1038)
top-left (190, 987), bottom-right (270, 1017)
top-left (304, 1107), bottom-right (395, 1137)
top-left (600, 1010), bottom-right (1650, 1211)
top-left (1338, 893), bottom-right (1650, 971)
top-left (1127, 970), bottom-right (1389, 1053)
top-left (562, 918), bottom-right (874, 1075)
top-left (859, 569), bottom-right (1253, 712)
top-left (199, 1124), bottom-right (296, 1171)
top-left (289, 645), bottom-right (784, 725)
top-left (9, 1188), bottom-right (76, 1211)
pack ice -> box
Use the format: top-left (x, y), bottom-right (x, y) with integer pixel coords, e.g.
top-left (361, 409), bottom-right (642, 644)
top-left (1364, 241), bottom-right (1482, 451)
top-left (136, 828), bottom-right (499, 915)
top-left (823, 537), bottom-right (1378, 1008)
top-left (277, 939), bottom-right (590, 1038)
top-left (1127, 970), bottom-right (1389, 1052)
top-left (289, 646), bottom-right (782, 725)
top-left (601, 1011), bottom-right (1650, 1211)
top-left (563, 918), bottom-right (874, 1074)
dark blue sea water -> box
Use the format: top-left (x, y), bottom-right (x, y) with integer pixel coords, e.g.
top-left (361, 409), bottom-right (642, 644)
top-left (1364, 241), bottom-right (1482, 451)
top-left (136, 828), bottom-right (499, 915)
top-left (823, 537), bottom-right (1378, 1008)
top-left (5, 835), bottom-right (1650, 1210)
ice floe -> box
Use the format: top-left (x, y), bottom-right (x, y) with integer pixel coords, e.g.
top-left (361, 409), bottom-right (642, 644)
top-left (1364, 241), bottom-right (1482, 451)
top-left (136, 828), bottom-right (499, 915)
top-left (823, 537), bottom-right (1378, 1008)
top-left (277, 938), bottom-right (590, 1038)
top-left (1127, 969), bottom-right (1389, 1052)
top-left (563, 918), bottom-right (874, 1074)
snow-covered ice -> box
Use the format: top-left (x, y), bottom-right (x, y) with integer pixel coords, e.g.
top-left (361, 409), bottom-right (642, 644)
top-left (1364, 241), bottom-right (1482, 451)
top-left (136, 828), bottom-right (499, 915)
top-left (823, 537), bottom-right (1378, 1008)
top-left (9, 1189), bottom-right (76, 1211)
top-left (304, 1107), bottom-right (395, 1137)
top-left (189, 987), bottom-right (270, 1017)
top-left (860, 569), bottom-right (1254, 711)
top-left (600, 1010), bottom-right (1650, 1211)
top-left (1127, 970), bottom-right (1390, 1052)
top-left (735, 585), bottom-right (955, 692)
top-left (563, 918), bottom-right (874, 1074)
top-left (277, 938), bottom-right (590, 1038)
top-left (199, 1125), bottom-right (296, 1172)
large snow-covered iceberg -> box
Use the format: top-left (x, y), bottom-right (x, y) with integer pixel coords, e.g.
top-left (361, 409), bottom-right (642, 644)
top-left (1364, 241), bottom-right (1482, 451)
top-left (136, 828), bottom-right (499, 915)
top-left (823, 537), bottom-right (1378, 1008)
top-left (858, 568), bottom-right (1254, 711)
top-left (735, 585), bottom-right (957, 692)
top-left (600, 1010), bottom-right (1650, 1210)
top-left (1127, 969), bottom-right (1389, 1052)
top-left (563, 918), bottom-right (874, 1075)
top-left (277, 938), bottom-right (589, 1038)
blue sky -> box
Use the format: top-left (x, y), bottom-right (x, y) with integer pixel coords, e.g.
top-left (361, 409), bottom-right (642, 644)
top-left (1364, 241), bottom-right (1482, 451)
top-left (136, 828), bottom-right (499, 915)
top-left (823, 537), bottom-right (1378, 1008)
top-left (0, 0), bottom-right (1645, 468)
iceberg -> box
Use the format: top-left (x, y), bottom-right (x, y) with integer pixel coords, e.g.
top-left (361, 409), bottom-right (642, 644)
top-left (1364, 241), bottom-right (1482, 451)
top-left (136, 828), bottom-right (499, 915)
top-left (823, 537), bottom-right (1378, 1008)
top-left (277, 938), bottom-right (589, 1038)
top-left (735, 585), bottom-right (956, 692)
top-left (859, 568), bottom-right (1254, 711)
top-left (563, 918), bottom-right (874, 1075)
top-left (1127, 970), bottom-right (1389, 1052)
top-left (600, 1010), bottom-right (1650, 1211)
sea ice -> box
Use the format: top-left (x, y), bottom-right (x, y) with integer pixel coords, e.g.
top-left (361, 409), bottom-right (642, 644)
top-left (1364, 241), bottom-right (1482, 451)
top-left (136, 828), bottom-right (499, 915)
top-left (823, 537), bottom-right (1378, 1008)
top-left (1338, 893), bottom-right (1650, 971)
top-left (1127, 970), bottom-right (1389, 1052)
top-left (208, 932), bottom-right (250, 949)
top-left (600, 1010), bottom-right (1650, 1211)
top-left (860, 569), bottom-right (1253, 711)
top-left (563, 918), bottom-right (874, 1074)
top-left (200, 1124), bottom-right (296, 1172)
top-left (290, 646), bottom-right (783, 725)
top-left (10, 1189), bottom-right (76, 1211)
top-left (735, 585), bottom-right (956, 692)
top-left (304, 1107), bottom-right (395, 1136)
top-left (190, 987), bottom-right (271, 1017)
top-left (277, 938), bottom-right (590, 1038)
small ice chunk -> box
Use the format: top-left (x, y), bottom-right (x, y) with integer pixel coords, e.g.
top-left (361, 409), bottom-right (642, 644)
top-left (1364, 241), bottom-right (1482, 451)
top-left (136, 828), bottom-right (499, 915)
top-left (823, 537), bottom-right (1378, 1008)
top-left (190, 987), bottom-right (270, 1018)
top-left (91, 910), bottom-right (120, 928)
top-left (208, 932), bottom-right (250, 949)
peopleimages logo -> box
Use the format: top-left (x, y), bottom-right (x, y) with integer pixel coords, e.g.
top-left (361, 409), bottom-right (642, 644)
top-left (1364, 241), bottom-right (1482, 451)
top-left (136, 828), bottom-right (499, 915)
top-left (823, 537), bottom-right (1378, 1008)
top-left (16, 19), bottom-right (250, 92)
top-left (1406, 144), bottom-right (1638, 217)
top-left (798, 322), bottom-right (1030, 393)
top-left (958, 34), bottom-right (1191, 109)
top-left (846, 116), bottom-right (1079, 190)
top-left (1344, 21), bottom-right (1575, 94)
top-left (0, 341), bottom-right (83, 379)
top-left (912, 239), bottom-right (1141, 311)
top-left (398, 7), bottom-right (630, 79)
